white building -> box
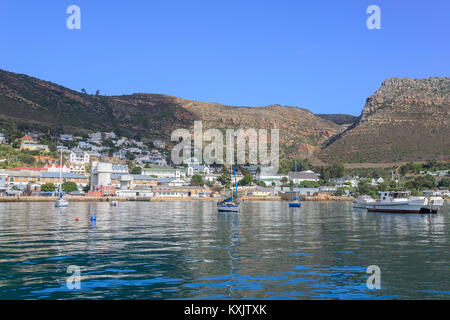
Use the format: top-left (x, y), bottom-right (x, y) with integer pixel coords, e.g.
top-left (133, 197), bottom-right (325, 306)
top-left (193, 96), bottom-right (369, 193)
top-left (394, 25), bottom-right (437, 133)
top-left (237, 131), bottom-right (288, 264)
top-left (60, 134), bottom-right (73, 142)
top-left (44, 164), bottom-right (70, 173)
top-left (90, 162), bottom-right (112, 190)
top-left (102, 132), bottom-right (116, 140)
top-left (69, 150), bottom-right (90, 165)
top-left (69, 164), bottom-right (86, 174)
top-left (112, 164), bottom-right (129, 174)
top-left (88, 132), bottom-right (102, 144)
top-left (153, 140), bottom-right (166, 149)
top-left (0, 133), bottom-right (8, 144)
top-left (142, 167), bottom-right (186, 179)
top-left (187, 165), bottom-right (211, 176)
top-left (288, 171), bottom-right (320, 184)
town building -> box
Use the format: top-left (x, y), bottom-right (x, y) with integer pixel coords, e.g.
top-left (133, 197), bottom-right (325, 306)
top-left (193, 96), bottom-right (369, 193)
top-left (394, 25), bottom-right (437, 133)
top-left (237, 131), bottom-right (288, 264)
top-left (142, 167), bottom-right (186, 179)
top-left (20, 144), bottom-right (49, 152)
top-left (288, 171), bottom-right (320, 184)
top-left (60, 134), bottom-right (73, 141)
top-left (69, 150), bottom-right (90, 164)
top-left (0, 133), bottom-right (7, 144)
top-left (44, 164), bottom-right (70, 173)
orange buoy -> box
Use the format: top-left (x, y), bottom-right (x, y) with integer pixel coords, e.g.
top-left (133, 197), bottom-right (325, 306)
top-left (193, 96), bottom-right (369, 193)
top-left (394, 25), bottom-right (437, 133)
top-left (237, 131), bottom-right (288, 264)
top-left (75, 218), bottom-right (79, 222)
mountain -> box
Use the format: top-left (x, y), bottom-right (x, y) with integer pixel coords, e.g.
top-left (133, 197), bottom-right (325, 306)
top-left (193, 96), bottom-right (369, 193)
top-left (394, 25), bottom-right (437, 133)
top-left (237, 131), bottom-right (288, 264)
top-left (0, 69), bottom-right (339, 159)
top-left (319, 77), bottom-right (450, 163)
top-left (316, 114), bottom-right (358, 126)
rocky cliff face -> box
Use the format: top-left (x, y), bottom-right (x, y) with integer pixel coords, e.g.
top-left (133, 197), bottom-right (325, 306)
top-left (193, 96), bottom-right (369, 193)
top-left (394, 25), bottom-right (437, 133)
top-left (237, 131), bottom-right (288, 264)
top-left (319, 77), bottom-right (450, 163)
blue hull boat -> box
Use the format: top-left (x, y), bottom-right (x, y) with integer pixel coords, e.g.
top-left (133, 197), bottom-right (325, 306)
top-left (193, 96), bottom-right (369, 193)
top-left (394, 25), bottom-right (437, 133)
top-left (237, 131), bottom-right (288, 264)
top-left (289, 202), bottom-right (301, 208)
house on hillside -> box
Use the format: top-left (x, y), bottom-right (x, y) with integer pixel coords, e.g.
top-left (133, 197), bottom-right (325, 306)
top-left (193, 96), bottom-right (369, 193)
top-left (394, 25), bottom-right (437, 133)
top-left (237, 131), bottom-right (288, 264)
top-left (288, 171), bottom-right (320, 184)
top-left (0, 133), bottom-right (7, 144)
top-left (60, 134), bottom-right (73, 142)
top-left (69, 150), bottom-right (90, 165)
top-left (20, 144), bottom-right (49, 152)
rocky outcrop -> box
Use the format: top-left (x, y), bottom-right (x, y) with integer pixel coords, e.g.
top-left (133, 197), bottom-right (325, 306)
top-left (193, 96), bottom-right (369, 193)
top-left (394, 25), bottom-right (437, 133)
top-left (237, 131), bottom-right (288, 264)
top-left (319, 77), bottom-right (450, 163)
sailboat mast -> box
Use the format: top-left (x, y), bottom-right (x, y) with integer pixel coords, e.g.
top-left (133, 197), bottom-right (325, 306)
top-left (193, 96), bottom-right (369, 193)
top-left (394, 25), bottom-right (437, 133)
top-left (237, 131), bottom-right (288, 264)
top-left (232, 152), bottom-right (239, 201)
top-left (296, 161), bottom-right (300, 200)
top-left (59, 149), bottom-right (62, 194)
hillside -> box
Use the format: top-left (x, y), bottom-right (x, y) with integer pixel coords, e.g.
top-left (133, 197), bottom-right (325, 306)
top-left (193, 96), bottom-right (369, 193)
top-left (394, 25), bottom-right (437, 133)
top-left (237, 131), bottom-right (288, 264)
top-left (319, 77), bottom-right (450, 163)
top-left (316, 114), bottom-right (358, 126)
top-left (0, 69), bottom-right (339, 160)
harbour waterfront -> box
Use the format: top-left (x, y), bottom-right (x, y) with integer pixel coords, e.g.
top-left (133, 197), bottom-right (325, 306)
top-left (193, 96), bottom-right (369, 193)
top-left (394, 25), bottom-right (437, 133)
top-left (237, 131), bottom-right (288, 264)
top-left (0, 201), bottom-right (449, 300)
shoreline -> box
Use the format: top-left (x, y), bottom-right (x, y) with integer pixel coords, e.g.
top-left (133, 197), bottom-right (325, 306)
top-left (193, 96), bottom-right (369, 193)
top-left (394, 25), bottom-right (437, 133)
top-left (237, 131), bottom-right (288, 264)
top-left (0, 196), bottom-right (355, 203)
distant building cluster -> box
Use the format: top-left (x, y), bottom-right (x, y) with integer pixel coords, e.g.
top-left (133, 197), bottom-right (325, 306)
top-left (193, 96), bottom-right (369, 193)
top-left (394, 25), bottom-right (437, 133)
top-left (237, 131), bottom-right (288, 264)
top-left (0, 130), bottom-right (448, 199)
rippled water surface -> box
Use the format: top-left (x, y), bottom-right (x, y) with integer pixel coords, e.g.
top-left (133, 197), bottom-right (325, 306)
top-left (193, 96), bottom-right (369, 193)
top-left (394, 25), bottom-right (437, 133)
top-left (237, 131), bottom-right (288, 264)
top-left (0, 201), bottom-right (449, 299)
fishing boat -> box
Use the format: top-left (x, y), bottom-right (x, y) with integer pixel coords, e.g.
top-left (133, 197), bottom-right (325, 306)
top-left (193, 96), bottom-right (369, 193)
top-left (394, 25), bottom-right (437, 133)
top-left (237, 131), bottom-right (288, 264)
top-left (54, 149), bottom-right (69, 208)
top-left (218, 153), bottom-right (240, 213)
top-left (289, 161), bottom-right (302, 208)
top-left (353, 195), bottom-right (375, 209)
top-left (366, 191), bottom-right (444, 214)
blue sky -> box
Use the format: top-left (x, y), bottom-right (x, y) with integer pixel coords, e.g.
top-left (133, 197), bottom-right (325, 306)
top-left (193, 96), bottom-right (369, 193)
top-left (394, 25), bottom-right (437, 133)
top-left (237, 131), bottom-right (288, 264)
top-left (0, 0), bottom-right (449, 115)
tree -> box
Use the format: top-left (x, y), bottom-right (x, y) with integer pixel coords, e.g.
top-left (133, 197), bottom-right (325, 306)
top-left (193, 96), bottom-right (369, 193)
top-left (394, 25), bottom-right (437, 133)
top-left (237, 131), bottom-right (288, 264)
top-left (81, 88), bottom-right (87, 94)
top-left (327, 162), bottom-right (345, 179)
top-left (438, 178), bottom-right (450, 189)
top-left (95, 89), bottom-right (100, 96)
top-left (18, 154), bottom-right (35, 165)
top-left (240, 167), bottom-right (251, 177)
top-left (62, 181), bottom-right (78, 193)
top-left (131, 166), bottom-right (142, 174)
top-left (281, 176), bottom-right (289, 185)
top-left (41, 183), bottom-right (56, 192)
top-left (48, 143), bottom-right (57, 153)
top-left (217, 173), bottom-right (231, 186)
top-left (406, 175), bottom-right (437, 191)
top-left (190, 174), bottom-right (204, 186)
top-left (125, 151), bottom-right (135, 161)
top-left (257, 180), bottom-right (267, 187)
top-left (82, 185), bottom-right (90, 193)
top-left (12, 140), bottom-right (21, 149)
top-left (300, 181), bottom-right (320, 188)
top-left (335, 188), bottom-right (346, 196)
top-left (238, 175), bottom-right (252, 186)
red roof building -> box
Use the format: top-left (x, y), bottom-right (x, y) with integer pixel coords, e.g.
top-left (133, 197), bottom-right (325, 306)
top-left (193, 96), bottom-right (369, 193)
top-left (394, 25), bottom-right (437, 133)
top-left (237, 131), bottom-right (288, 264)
top-left (16, 135), bottom-right (35, 144)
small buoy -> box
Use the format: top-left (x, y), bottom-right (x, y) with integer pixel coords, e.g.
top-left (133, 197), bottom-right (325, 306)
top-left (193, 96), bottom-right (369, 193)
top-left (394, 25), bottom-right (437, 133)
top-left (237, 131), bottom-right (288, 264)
top-left (75, 218), bottom-right (79, 222)
top-left (91, 216), bottom-right (96, 221)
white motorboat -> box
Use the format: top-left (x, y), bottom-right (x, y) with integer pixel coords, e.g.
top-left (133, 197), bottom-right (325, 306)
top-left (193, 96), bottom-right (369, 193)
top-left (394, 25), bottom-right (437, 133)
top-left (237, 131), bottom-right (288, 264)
top-left (366, 191), bottom-right (444, 214)
top-left (353, 195), bottom-right (376, 209)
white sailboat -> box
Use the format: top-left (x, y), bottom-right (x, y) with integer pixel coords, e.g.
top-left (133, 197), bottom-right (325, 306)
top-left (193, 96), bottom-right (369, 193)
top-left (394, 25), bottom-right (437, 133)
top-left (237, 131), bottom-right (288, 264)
top-left (54, 149), bottom-right (69, 208)
top-left (217, 152), bottom-right (240, 213)
top-left (289, 161), bottom-right (302, 208)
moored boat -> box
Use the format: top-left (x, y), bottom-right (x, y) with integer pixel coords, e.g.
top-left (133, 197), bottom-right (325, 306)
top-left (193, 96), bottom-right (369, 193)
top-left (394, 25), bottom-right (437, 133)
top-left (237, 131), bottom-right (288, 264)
top-left (54, 149), bottom-right (69, 208)
top-left (217, 197), bottom-right (240, 212)
top-left (353, 195), bottom-right (376, 209)
top-left (366, 191), bottom-right (444, 214)
top-left (55, 194), bottom-right (69, 208)
top-left (288, 161), bottom-right (302, 208)
top-left (218, 151), bottom-right (240, 213)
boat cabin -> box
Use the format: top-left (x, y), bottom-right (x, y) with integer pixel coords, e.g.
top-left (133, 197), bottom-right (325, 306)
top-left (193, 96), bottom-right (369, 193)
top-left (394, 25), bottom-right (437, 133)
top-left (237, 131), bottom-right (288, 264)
top-left (379, 191), bottom-right (410, 202)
